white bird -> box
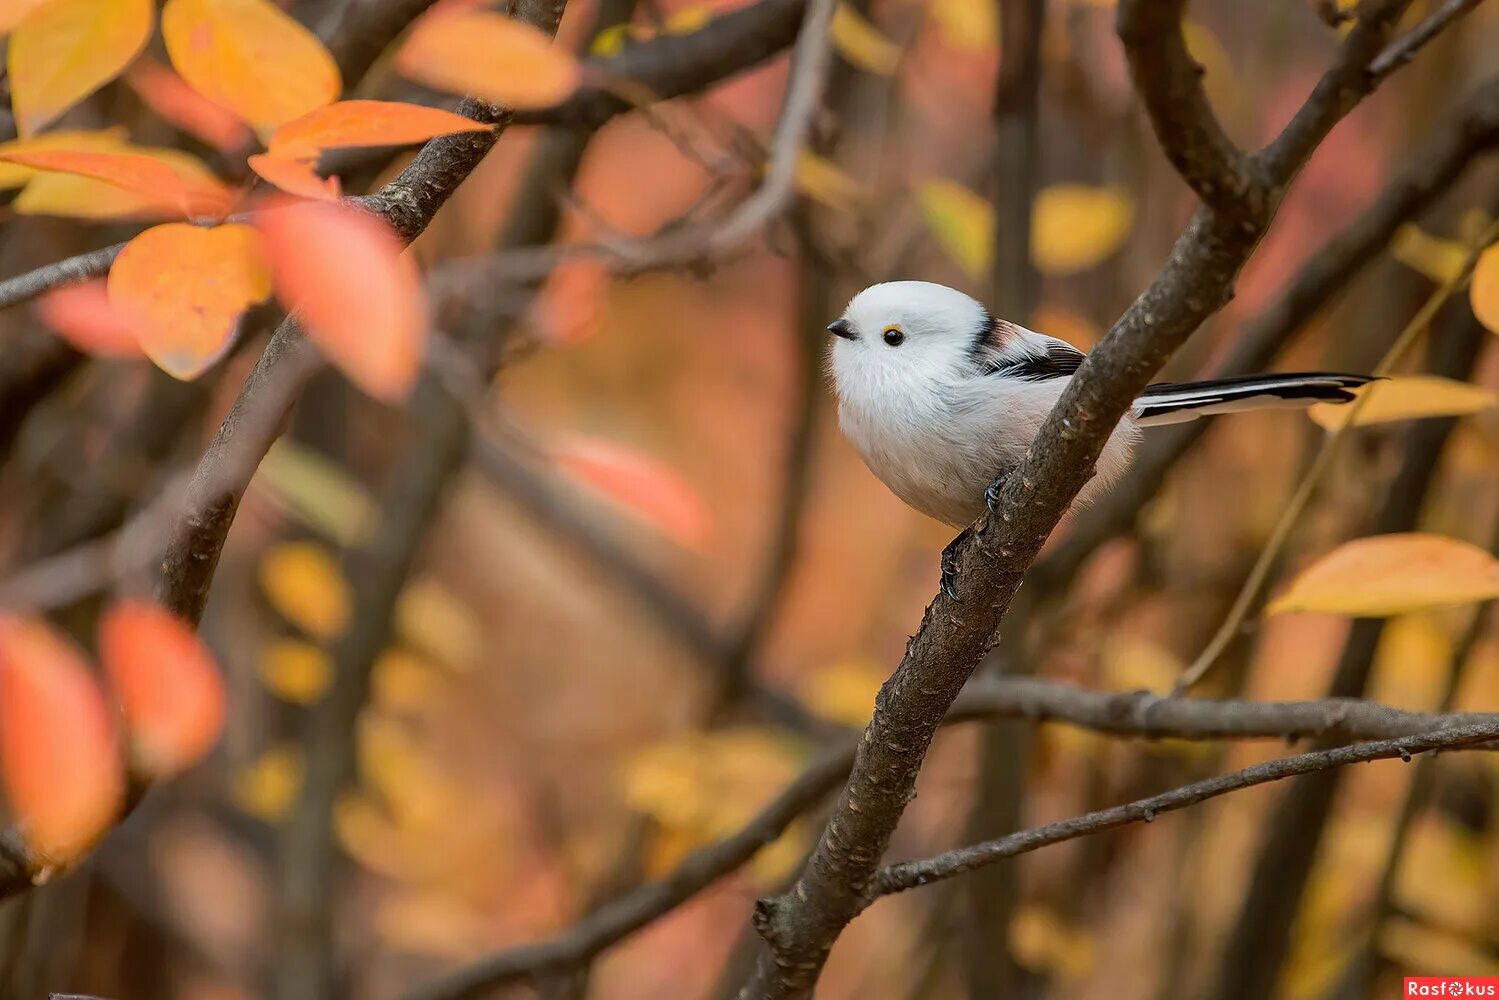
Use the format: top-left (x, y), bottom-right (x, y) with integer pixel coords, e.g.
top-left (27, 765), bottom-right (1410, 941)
top-left (826, 280), bottom-right (1373, 594)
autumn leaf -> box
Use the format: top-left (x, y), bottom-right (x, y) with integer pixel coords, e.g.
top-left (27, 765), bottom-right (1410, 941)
top-left (99, 601), bottom-right (225, 777)
top-left (529, 258), bottom-right (609, 344)
top-left (796, 151), bottom-right (865, 211)
top-left (0, 0), bottom-right (47, 36)
top-left (8, 0), bottom-right (154, 136)
top-left (927, 0), bottom-right (998, 50)
top-left (396, 8), bottom-right (581, 110)
top-left (1268, 533), bottom-right (1499, 617)
top-left (108, 223), bottom-right (272, 380)
top-left (0, 616), bottom-right (123, 864)
top-left (395, 578), bottom-right (481, 673)
top-left (1032, 184), bottom-right (1134, 275)
top-left (550, 436), bottom-right (712, 549)
top-left (0, 128), bottom-right (128, 190)
top-left (125, 57), bottom-right (254, 153)
top-left (11, 143), bottom-right (229, 220)
top-left (799, 660), bottom-right (885, 727)
top-left (162, 0), bottom-right (341, 134)
top-left (34, 280), bottom-right (145, 359)
top-left (1307, 375), bottom-right (1498, 430)
top-left (258, 638), bottom-right (332, 706)
top-left (0, 148), bottom-right (237, 219)
top-left (257, 441), bottom-right (378, 547)
top-left (232, 744), bottom-right (303, 821)
top-left (267, 100), bottom-right (492, 160)
top-left (831, 4), bottom-right (901, 75)
top-left (1473, 244), bottom-right (1499, 334)
top-left (917, 179), bottom-right (991, 278)
top-left (258, 540), bottom-right (352, 640)
top-left (1390, 224), bottom-right (1467, 285)
top-left (255, 198), bottom-right (427, 400)
top-left (247, 154), bottom-right (342, 201)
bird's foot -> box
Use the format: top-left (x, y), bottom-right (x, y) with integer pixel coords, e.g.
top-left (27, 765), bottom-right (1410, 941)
top-left (984, 470), bottom-right (1012, 514)
top-left (940, 526), bottom-right (972, 601)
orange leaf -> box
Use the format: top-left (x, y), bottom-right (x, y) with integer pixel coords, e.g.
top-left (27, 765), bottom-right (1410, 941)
top-left (125, 57), bottom-right (254, 153)
top-left (1473, 245), bottom-right (1499, 335)
top-left (551, 437), bottom-right (711, 548)
top-left (530, 258), bottom-right (609, 344)
top-left (0, 149), bottom-right (237, 219)
top-left (248, 153), bottom-right (342, 201)
top-left (256, 198), bottom-right (426, 400)
top-left (34, 280), bottom-right (145, 359)
top-left (108, 223), bottom-right (272, 380)
top-left (7, 0), bottom-right (154, 136)
top-left (0, 127), bottom-right (129, 190)
top-left (99, 601), bottom-right (225, 777)
top-left (162, 0), bottom-right (341, 134)
top-left (396, 9), bottom-right (581, 110)
top-left (0, 0), bottom-right (48, 37)
top-left (0, 616), bottom-right (123, 864)
top-left (268, 100), bottom-right (491, 160)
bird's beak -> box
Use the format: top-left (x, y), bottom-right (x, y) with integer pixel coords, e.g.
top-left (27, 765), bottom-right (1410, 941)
top-left (827, 318), bottom-right (857, 341)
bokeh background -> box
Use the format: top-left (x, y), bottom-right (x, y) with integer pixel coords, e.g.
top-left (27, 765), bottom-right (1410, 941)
top-left (1, 0), bottom-right (1498, 998)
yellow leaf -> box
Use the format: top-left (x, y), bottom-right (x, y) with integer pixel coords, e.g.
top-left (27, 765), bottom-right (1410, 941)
top-left (372, 648), bottom-right (443, 713)
top-left (258, 638), bottom-right (332, 705)
top-left (799, 660), bottom-right (884, 727)
top-left (334, 792), bottom-right (407, 879)
top-left (0, 128), bottom-right (128, 190)
top-left (231, 744), bottom-right (303, 822)
top-left (257, 441), bottom-right (378, 547)
top-left (162, 0), bottom-right (341, 134)
top-left (394, 578), bottom-right (481, 672)
top-left (396, 9), bottom-right (580, 110)
top-left (1391, 224), bottom-right (1467, 285)
top-left (1101, 636), bottom-right (1182, 695)
top-left (831, 4), bottom-right (901, 75)
top-left (0, 0), bottom-right (48, 37)
top-left (8, 0), bottom-right (154, 136)
top-left (1268, 532), bottom-right (1499, 617)
top-left (590, 23), bottom-right (628, 57)
top-left (916, 178), bottom-right (992, 278)
top-left (795, 150), bottom-right (864, 211)
top-left (1032, 184), bottom-right (1134, 275)
top-left (107, 223), bottom-right (272, 380)
top-left (1011, 906), bottom-right (1096, 982)
top-left (1307, 375), bottom-right (1498, 430)
top-left (663, 4), bottom-right (714, 33)
top-left (927, 0), bottom-right (998, 49)
top-left (1472, 244), bottom-right (1499, 334)
top-left (258, 541), bottom-right (352, 640)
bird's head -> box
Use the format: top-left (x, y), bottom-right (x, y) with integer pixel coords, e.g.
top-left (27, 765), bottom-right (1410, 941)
top-left (826, 281), bottom-right (993, 394)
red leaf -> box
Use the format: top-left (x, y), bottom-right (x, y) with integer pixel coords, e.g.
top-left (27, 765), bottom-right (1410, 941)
top-left (99, 601), bottom-right (225, 777)
top-left (0, 616), bottom-right (124, 864)
top-left (34, 280), bottom-right (145, 359)
top-left (268, 100), bottom-right (491, 160)
top-left (125, 57), bottom-right (253, 153)
top-left (247, 153), bottom-right (341, 201)
top-left (255, 197), bottom-right (427, 400)
top-left (551, 437), bottom-right (711, 548)
top-left (0, 149), bottom-right (236, 219)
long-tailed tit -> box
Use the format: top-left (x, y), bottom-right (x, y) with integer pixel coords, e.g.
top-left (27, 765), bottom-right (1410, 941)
top-left (827, 281), bottom-right (1373, 595)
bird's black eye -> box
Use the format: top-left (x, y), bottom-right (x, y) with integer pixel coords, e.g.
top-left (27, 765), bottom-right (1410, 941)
top-left (882, 326), bottom-right (905, 347)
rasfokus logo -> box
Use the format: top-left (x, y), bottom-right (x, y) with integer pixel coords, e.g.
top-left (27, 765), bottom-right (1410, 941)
top-left (1406, 978), bottom-right (1499, 997)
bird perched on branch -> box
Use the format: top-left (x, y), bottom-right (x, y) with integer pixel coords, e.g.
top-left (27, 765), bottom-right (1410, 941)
top-left (827, 280), bottom-right (1374, 596)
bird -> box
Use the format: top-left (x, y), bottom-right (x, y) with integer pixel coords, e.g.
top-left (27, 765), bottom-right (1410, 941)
top-left (826, 280), bottom-right (1375, 596)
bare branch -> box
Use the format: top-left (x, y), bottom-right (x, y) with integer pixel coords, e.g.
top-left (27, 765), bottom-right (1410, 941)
top-left (1368, 0), bottom-right (1485, 84)
top-left (0, 242), bottom-right (125, 312)
top-left (1117, 0), bottom-right (1255, 214)
top-left (871, 722), bottom-right (1499, 897)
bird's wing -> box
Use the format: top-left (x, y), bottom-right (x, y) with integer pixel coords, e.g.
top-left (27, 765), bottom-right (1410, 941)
top-left (1133, 373), bottom-right (1376, 426)
top-left (976, 326), bottom-right (1085, 380)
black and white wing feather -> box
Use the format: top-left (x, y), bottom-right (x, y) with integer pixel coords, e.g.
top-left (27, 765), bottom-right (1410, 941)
top-left (1132, 373), bottom-right (1376, 426)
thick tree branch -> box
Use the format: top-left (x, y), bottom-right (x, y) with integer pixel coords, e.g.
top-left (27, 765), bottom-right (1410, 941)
top-left (740, 3), bottom-right (1418, 995)
top-left (871, 722), bottom-right (1499, 896)
top-left (1118, 0), bottom-right (1255, 215)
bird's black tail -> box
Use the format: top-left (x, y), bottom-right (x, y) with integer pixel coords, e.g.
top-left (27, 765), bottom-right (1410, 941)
top-left (1132, 373), bottom-right (1377, 427)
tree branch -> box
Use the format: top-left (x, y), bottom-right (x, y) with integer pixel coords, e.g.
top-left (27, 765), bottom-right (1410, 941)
top-left (1117, 0), bottom-right (1255, 214)
top-left (871, 722), bottom-right (1499, 897)
top-left (740, 3), bottom-right (1421, 994)
top-left (1367, 0), bottom-right (1484, 84)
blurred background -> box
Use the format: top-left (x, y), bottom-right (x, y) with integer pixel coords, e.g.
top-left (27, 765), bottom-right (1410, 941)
top-left (1, 0), bottom-right (1498, 998)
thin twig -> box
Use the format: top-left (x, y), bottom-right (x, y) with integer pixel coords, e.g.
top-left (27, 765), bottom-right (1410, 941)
top-left (1367, 0), bottom-right (1485, 83)
top-left (871, 722), bottom-right (1499, 896)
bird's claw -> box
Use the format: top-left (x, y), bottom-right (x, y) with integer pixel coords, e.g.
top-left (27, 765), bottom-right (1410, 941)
top-left (984, 471), bottom-right (1011, 514)
top-left (940, 527), bottom-right (971, 601)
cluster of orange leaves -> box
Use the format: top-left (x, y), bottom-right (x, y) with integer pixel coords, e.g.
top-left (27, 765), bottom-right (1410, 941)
top-left (4, 0), bottom-right (582, 399)
top-left (0, 603), bottom-right (222, 868)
